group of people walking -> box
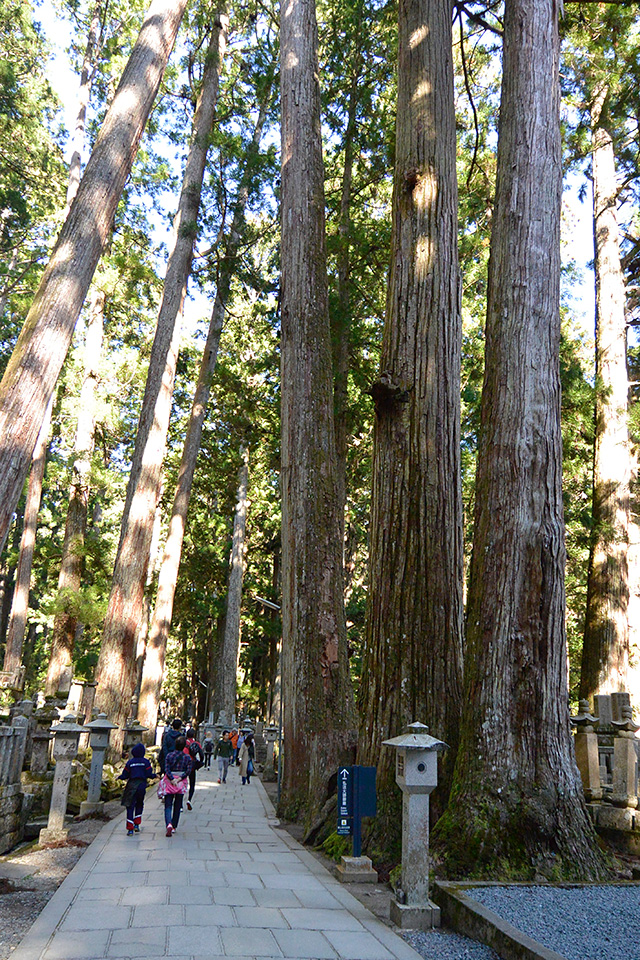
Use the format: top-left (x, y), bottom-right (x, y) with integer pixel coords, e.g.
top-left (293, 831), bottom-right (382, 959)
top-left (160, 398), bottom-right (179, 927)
top-left (203, 727), bottom-right (255, 784)
top-left (118, 719), bottom-right (256, 838)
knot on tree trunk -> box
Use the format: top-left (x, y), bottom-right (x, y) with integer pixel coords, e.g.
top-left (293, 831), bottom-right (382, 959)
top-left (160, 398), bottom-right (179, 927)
top-left (368, 372), bottom-right (410, 416)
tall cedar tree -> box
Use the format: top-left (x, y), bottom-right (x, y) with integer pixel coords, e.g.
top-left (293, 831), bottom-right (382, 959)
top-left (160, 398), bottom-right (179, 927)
top-left (357, 0), bottom-right (464, 855)
top-left (212, 447), bottom-right (250, 720)
top-left (95, 11), bottom-right (229, 732)
top-left (137, 68), bottom-right (275, 738)
top-left (0, 0), bottom-right (189, 555)
top-left (433, 0), bottom-right (610, 879)
top-left (580, 81), bottom-right (630, 700)
top-left (279, 0), bottom-right (356, 822)
top-left (45, 289), bottom-right (104, 695)
top-left (2, 397), bottom-right (53, 675)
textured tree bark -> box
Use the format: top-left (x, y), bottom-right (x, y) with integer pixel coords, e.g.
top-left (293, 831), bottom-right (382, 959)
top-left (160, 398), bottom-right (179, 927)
top-left (434, 0), bottom-right (609, 880)
top-left (0, 0), bottom-right (189, 555)
top-left (136, 76), bottom-right (274, 739)
top-left (579, 83), bottom-right (630, 702)
top-left (95, 11), bottom-right (228, 734)
top-left (45, 289), bottom-right (104, 696)
top-left (332, 35), bottom-right (362, 553)
top-left (211, 448), bottom-right (249, 720)
top-left (3, 396), bottom-right (53, 676)
top-left (357, 0), bottom-right (463, 852)
top-left (279, 0), bottom-right (356, 822)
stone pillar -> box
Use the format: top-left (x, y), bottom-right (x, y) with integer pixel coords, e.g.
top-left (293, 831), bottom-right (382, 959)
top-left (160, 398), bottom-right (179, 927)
top-left (39, 716), bottom-right (86, 844)
top-left (9, 700), bottom-right (35, 770)
top-left (594, 694), bottom-right (614, 786)
top-left (571, 700), bottom-right (602, 802)
top-left (262, 723), bottom-right (278, 782)
top-left (30, 702), bottom-right (58, 776)
top-left (611, 706), bottom-right (639, 809)
top-left (9, 715), bottom-right (29, 784)
top-left (65, 680), bottom-right (84, 715)
top-left (611, 692), bottom-right (632, 722)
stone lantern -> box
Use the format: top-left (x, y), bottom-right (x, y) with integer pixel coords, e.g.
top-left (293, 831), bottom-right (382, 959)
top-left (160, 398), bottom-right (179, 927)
top-left (79, 713), bottom-right (119, 816)
top-left (383, 721), bottom-right (447, 930)
top-left (123, 719), bottom-right (148, 752)
top-left (30, 701), bottom-right (59, 776)
top-left (40, 715), bottom-right (87, 844)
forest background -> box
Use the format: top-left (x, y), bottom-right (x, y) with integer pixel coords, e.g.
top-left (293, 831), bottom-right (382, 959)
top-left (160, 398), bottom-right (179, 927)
top-left (1, 0), bottom-right (640, 867)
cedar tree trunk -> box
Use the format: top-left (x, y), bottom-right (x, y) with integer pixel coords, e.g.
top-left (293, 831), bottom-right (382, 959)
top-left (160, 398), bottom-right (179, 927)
top-left (433, 0), bottom-right (610, 880)
top-left (211, 448), bottom-right (249, 720)
top-left (357, 0), bottom-right (463, 856)
top-left (0, 0), bottom-right (188, 555)
top-left (279, 0), bottom-right (356, 823)
top-left (2, 397), bottom-right (53, 676)
top-left (65, 0), bottom-right (103, 214)
top-left (95, 12), bottom-right (228, 732)
top-left (136, 75), bottom-right (273, 739)
top-left (45, 288), bottom-right (104, 695)
top-left (580, 83), bottom-right (630, 701)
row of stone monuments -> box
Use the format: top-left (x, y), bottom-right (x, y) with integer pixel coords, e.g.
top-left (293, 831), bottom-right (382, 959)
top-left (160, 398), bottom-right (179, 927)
top-left (0, 692), bottom-right (149, 853)
top-left (572, 691), bottom-right (640, 844)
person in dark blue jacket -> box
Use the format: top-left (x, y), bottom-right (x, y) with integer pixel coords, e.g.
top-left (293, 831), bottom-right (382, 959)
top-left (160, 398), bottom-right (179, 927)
top-left (159, 718), bottom-right (183, 773)
top-left (118, 743), bottom-right (156, 835)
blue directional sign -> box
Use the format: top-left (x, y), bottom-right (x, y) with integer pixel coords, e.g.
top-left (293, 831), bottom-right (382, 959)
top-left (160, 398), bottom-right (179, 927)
top-left (336, 765), bottom-right (376, 855)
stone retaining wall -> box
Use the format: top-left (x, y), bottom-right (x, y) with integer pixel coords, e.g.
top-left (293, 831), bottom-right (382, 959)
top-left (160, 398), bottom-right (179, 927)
top-left (0, 781), bottom-right (26, 854)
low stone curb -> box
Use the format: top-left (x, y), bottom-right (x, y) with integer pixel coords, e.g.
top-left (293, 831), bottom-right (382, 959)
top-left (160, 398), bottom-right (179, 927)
top-left (432, 882), bottom-right (567, 960)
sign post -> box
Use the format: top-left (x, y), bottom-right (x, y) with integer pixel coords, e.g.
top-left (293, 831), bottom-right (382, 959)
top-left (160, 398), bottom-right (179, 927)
top-left (335, 764), bottom-right (378, 883)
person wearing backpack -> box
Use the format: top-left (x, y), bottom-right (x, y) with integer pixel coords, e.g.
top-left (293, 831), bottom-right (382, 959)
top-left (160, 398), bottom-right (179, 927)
top-left (202, 731), bottom-right (214, 769)
top-left (183, 727), bottom-right (204, 810)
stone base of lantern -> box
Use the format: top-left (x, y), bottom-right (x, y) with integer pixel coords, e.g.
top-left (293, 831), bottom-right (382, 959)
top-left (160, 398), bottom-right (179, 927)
top-left (39, 825), bottom-right (70, 845)
top-left (390, 898), bottom-right (441, 929)
top-left (79, 799), bottom-right (105, 816)
top-left (336, 855), bottom-right (378, 884)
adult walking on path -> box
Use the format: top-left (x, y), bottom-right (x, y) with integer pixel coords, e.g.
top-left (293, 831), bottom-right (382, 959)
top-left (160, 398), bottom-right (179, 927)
top-left (238, 730), bottom-right (255, 785)
top-left (213, 728), bottom-right (233, 783)
top-left (8, 763), bottom-right (425, 960)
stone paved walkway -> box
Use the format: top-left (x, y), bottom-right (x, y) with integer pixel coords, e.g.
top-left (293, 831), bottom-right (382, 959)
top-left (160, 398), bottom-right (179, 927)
top-left (9, 765), bottom-right (424, 960)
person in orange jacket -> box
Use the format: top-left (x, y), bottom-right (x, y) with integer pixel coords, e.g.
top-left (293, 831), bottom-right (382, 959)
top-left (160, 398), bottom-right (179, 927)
top-left (230, 728), bottom-right (239, 765)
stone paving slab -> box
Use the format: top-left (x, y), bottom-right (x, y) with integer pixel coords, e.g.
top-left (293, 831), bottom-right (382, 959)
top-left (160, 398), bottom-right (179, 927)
top-left (9, 768), bottom-right (425, 960)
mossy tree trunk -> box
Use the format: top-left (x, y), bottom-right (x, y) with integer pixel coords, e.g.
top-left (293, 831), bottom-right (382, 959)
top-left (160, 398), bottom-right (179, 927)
top-left (433, 0), bottom-right (610, 881)
top-left (279, 0), bottom-right (356, 824)
top-left (357, 0), bottom-right (464, 860)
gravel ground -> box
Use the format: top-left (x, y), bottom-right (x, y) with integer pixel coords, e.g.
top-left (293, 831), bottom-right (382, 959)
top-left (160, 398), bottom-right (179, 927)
top-left (469, 884), bottom-right (640, 960)
top-left (402, 928), bottom-right (499, 960)
top-left (0, 801), bottom-right (121, 960)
